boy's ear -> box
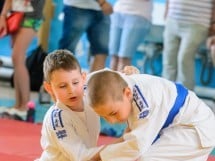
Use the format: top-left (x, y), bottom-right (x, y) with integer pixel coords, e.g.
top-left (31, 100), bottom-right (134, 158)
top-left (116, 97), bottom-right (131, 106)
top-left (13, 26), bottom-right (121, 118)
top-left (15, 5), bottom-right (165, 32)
top-left (124, 87), bottom-right (132, 100)
top-left (43, 81), bottom-right (53, 96)
top-left (82, 71), bottom-right (87, 82)
top-left (43, 81), bottom-right (56, 102)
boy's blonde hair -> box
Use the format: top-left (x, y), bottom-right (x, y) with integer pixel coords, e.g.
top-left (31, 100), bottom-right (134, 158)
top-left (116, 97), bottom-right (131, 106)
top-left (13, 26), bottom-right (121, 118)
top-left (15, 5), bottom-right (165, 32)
top-left (43, 49), bottom-right (81, 83)
top-left (87, 70), bottom-right (128, 108)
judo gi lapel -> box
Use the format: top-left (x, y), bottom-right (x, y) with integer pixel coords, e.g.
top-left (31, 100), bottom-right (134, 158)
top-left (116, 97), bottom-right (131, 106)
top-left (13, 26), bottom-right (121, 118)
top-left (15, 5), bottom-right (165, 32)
top-left (84, 95), bottom-right (100, 146)
top-left (57, 102), bottom-right (92, 146)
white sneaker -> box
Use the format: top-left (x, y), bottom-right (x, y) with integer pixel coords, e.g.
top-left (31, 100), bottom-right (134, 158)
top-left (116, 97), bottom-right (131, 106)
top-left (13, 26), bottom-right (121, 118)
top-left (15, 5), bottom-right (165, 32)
top-left (0, 106), bottom-right (11, 113)
top-left (0, 107), bottom-right (27, 120)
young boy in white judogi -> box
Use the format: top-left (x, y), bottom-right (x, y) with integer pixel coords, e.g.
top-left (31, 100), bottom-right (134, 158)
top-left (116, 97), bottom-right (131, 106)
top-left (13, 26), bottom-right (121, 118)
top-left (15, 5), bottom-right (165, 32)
top-left (36, 50), bottom-right (139, 161)
top-left (36, 50), bottom-right (103, 161)
top-left (86, 69), bottom-right (215, 161)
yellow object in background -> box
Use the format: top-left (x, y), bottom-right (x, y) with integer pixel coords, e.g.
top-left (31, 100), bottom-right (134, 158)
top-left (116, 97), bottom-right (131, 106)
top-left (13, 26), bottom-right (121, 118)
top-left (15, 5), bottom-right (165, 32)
top-left (38, 0), bottom-right (55, 51)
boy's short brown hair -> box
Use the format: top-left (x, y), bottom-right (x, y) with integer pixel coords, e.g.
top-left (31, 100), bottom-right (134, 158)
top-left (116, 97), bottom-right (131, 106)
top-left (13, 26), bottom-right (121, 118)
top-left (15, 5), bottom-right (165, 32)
top-left (43, 49), bottom-right (81, 82)
top-left (87, 70), bottom-right (128, 107)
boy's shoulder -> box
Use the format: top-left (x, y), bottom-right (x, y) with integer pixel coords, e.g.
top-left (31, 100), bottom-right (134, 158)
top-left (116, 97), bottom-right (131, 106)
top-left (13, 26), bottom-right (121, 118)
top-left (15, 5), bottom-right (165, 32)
top-left (43, 103), bottom-right (71, 123)
top-left (42, 104), bottom-right (74, 131)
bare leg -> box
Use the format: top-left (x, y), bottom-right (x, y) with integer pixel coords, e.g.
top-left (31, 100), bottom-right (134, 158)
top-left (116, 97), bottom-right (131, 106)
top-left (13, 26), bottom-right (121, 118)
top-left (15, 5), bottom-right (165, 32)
top-left (211, 45), bottom-right (215, 66)
top-left (110, 55), bottom-right (118, 70)
top-left (11, 28), bottom-right (36, 111)
top-left (90, 54), bottom-right (107, 72)
top-left (117, 57), bottom-right (131, 71)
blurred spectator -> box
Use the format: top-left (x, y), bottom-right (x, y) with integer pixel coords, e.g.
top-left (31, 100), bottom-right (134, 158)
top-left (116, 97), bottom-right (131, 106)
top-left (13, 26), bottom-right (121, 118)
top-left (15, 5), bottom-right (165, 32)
top-left (109, 0), bottom-right (152, 71)
top-left (0, 0), bottom-right (45, 120)
top-left (207, 35), bottom-right (215, 66)
top-left (162, 0), bottom-right (215, 90)
top-left (58, 0), bottom-right (112, 72)
top-left (0, 0), bottom-right (5, 13)
top-left (0, 0), bottom-right (4, 74)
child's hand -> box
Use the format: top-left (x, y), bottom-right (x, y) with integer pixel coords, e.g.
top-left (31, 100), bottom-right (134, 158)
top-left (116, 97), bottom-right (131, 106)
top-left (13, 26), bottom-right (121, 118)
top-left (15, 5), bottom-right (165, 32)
top-left (0, 15), bottom-right (7, 38)
top-left (122, 66), bottom-right (140, 75)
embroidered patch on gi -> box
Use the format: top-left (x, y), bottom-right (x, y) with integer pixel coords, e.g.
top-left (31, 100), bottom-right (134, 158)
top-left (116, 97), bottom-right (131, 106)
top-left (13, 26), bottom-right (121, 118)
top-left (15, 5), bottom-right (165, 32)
top-left (51, 109), bottom-right (68, 139)
top-left (133, 85), bottom-right (149, 119)
top-left (51, 109), bottom-right (64, 130)
top-left (133, 85), bottom-right (148, 110)
top-left (139, 110), bottom-right (149, 119)
top-left (56, 129), bottom-right (67, 139)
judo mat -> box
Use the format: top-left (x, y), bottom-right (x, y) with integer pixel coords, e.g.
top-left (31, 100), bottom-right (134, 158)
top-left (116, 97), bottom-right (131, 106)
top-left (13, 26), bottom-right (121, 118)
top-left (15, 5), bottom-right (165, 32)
top-left (0, 119), bottom-right (214, 161)
top-left (0, 119), bottom-right (116, 161)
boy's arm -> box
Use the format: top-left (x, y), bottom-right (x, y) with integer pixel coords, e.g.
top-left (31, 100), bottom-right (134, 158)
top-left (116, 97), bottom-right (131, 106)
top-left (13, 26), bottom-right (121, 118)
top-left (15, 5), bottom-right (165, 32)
top-left (90, 146), bottom-right (106, 161)
top-left (0, 0), bottom-right (11, 16)
top-left (91, 127), bottom-right (131, 161)
top-left (90, 137), bottom-right (125, 161)
top-left (209, 0), bottom-right (215, 36)
top-left (0, 0), bottom-right (11, 37)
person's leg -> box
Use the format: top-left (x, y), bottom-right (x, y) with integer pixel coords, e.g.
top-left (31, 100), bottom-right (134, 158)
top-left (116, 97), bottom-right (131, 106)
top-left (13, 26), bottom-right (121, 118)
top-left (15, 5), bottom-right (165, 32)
top-left (162, 18), bottom-right (180, 81)
top-left (117, 57), bottom-right (131, 71)
top-left (0, 58), bottom-right (2, 66)
top-left (109, 13), bottom-right (122, 70)
top-left (141, 126), bottom-right (213, 161)
top-left (87, 11), bottom-right (110, 72)
top-left (206, 36), bottom-right (215, 66)
top-left (110, 55), bottom-right (119, 70)
top-left (0, 18), bottom-right (42, 120)
top-left (117, 14), bottom-right (151, 71)
top-left (58, 6), bottom-right (90, 53)
top-left (177, 23), bottom-right (208, 90)
top-left (211, 44), bottom-right (215, 66)
top-left (11, 27), bottom-right (36, 111)
top-left (89, 54), bottom-right (107, 72)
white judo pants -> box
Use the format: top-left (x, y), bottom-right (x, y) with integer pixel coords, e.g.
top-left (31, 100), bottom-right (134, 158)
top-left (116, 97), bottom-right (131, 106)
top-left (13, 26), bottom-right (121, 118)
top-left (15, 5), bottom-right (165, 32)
top-left (140, 126), bottom-right (214, 161)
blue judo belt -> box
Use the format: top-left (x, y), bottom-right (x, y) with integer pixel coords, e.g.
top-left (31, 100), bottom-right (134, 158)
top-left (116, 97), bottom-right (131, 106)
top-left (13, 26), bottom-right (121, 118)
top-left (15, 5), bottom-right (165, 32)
top-left (153, 83), bottom-right (188, 144)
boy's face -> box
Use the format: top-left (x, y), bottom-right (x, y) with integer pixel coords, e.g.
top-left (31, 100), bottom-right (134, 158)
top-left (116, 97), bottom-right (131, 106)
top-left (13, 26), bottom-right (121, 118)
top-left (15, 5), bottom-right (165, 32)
top-left (93, 87), bottom-right (132, 124)
top-left (44, 68), bottom-right (86, 111)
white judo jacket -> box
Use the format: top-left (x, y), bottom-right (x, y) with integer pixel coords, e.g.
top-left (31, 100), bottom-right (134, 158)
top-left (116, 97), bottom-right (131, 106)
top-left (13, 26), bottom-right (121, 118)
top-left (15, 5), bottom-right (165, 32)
top-left (99, 73), bottom-right (215, 161)
top-left (38, 100), bottom-right (102, 161)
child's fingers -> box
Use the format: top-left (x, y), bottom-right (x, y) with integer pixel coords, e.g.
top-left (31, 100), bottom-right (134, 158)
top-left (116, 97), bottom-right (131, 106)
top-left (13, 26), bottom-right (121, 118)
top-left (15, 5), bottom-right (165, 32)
top-left (123, 66), bottom-right (140, 75)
